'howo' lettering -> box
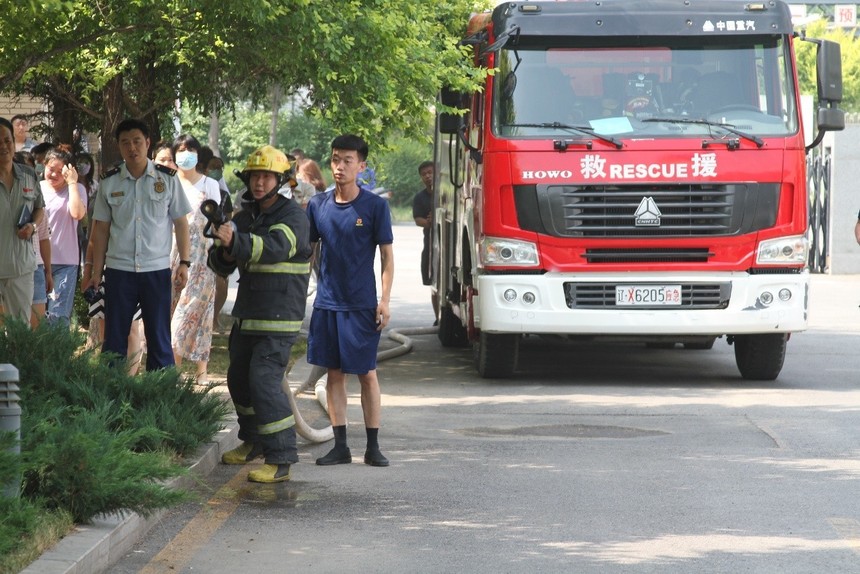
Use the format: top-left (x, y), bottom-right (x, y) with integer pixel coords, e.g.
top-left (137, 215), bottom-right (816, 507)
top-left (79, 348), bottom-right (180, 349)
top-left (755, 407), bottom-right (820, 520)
top-left (520, 153), bottom-right (720, 181)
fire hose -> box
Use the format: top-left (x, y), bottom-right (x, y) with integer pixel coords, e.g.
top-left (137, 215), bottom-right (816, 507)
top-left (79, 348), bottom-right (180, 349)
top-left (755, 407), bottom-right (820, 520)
top-left (282, 326), bottom-right (438, 443)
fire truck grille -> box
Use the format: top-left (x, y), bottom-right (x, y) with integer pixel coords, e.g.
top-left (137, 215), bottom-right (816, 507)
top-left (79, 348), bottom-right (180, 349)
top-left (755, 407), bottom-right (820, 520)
top-left (564, 282), bottom-right (732, 309)
top-left (584, 248), bottom-right (713, 263)
top-left (514, 183), bottom-right (779, 238)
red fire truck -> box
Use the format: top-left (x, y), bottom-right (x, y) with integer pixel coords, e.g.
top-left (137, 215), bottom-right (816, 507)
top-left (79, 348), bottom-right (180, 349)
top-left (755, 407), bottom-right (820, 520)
top-left (432, 0), bottom-right (844, 379)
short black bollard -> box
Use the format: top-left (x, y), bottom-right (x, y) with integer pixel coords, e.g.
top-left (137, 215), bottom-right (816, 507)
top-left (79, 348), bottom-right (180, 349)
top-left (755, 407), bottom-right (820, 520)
top-left (0, 364), bottom-right (21, 498)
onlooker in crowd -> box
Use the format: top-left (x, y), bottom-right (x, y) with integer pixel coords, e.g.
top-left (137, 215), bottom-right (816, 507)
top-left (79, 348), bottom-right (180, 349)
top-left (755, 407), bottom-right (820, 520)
top-left (11, 115), bottom-right (38, 152)
top-left (0, 117), bottom-right (44, 325)
top-left (13, 150), bottom-right (51, 327)
top-left (412, 160), bottom-right (438, 325)
top-left (197, 145), bottom-right (214, 176)
top-left (83, 118), bottom-right (191, 371)
top-left (297, 157), bottom-right (327, 294)
top-left (211, 145), bottom-right (312, 483)
top-left (170, 134), bottom-right (220, 384)
top-left (30, 204), bottom-right (52, 327)
top-left (206, 154), bottom-right (231, 199)
top-left (76, 152), bottom-right (98, 269)
top-left (290, 162), bottom-right (317, 208)
top-left (289, 148), bottom-right (306, 163)
top-left (204, 153), bottom-right (233, 330)
top-left (13, 150), bottom-right (35, 169)
top-left (30, 142), bottom-right (54, 180)
top-left (306, 134), bottom-right (394, 468)
top-left (40, 144), bottom-right (86, 326)
top-left (153, 141), bottom-right (177, 171)
top-left (297, 158), bottom-right (327, 195)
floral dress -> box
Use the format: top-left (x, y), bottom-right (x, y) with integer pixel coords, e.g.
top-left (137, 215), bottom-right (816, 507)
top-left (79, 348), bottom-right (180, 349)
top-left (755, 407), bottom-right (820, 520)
top-left (170, 179), bottom-right (217, 362)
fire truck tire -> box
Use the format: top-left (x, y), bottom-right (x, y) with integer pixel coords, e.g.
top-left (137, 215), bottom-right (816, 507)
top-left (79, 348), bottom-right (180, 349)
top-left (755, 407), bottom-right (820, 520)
top-left (438, 306), bottom-right (468, 347)
top-left (733, 333), bottom-right (786, 380)
top-left (474, 332), bottom-right (519, 378)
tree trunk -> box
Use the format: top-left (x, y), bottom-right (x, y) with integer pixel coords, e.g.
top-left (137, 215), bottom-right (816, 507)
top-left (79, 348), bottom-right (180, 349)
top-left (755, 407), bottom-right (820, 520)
top-left (100, 74), bottom-right (124, 169)
top-left (269, 83), bottom-right (281, 146)
top-left (208, 110), bottom-right (221, 157)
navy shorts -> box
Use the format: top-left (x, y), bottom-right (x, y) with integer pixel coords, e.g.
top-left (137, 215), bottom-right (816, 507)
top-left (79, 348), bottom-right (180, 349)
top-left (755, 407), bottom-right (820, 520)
top-left (307, 308), bottom-right (381, 375)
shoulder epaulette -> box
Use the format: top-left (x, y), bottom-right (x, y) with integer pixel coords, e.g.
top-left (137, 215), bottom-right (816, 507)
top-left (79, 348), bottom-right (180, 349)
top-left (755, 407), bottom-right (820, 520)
top-left (100, 166), bottom-right (121, 179)
top-left (155, 163), bottom-right (177, 176)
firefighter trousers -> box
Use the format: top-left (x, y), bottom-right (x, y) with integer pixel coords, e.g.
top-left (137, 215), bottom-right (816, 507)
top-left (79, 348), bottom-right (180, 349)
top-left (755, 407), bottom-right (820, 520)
top-left (227, 326), bottom-right (298, 464)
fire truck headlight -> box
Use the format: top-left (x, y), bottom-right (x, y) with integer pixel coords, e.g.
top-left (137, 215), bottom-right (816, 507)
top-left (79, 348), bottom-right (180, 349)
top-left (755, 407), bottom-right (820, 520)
top-left (778, 288), bottom-right (792, 302)
top-left (480, 237), bottom-right (539, 266)
top-left (522, 292), bottom-right (536, 305)
top-left (756, 236), bottom-right (808, 265)
top-left (503, 289), bottom-right (517, 302)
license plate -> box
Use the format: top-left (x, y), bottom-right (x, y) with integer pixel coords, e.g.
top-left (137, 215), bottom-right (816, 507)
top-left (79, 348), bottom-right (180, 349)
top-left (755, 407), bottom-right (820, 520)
top-left (616, 285), bottom-right (682, 306)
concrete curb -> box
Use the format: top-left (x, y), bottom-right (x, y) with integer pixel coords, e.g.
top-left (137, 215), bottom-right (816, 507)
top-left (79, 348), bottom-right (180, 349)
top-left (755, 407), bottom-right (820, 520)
top-left (20, 419), bottom-right (241, 574)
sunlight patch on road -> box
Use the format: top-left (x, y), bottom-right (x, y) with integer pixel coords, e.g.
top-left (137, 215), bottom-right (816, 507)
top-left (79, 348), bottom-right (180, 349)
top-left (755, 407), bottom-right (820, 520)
top-left (543, 533), bottom-right (851, 564)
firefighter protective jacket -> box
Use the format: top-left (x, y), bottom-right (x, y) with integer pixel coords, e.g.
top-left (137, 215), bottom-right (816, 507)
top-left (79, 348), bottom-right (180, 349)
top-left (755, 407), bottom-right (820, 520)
top-left (208, 194), bottom-right (311, 335)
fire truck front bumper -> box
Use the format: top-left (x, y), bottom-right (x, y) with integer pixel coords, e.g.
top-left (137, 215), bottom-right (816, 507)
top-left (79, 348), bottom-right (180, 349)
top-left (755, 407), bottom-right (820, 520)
top-left (474, 271), bottom-right (809, 335)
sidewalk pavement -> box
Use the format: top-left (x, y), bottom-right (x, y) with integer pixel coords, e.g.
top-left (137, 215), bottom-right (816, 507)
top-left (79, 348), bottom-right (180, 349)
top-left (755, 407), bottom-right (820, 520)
top-left (20, 272), bottom-right (860, 573)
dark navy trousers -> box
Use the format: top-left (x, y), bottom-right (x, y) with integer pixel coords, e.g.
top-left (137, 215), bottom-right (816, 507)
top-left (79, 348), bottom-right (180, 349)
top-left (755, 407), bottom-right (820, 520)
top-left (103, 267), bottom-right (174, 371)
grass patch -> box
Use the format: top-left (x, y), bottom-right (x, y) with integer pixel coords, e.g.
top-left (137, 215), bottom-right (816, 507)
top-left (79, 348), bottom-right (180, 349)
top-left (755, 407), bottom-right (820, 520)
top-left (0, 502), bottom-right (73, 574)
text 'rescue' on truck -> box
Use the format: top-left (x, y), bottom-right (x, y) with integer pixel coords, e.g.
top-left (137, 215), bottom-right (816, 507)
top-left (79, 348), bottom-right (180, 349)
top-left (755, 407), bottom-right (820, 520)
top-left (432, 0), bottom-right (844, 380)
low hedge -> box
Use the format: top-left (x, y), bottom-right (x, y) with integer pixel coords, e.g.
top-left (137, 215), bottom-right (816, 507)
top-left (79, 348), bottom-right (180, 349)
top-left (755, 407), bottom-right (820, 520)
top-left (0, 318), bottom-right (231, 567)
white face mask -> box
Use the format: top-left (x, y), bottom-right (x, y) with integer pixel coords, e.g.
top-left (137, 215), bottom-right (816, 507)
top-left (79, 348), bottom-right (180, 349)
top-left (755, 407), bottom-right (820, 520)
top-left (175, 150), bottom-right (198, 170)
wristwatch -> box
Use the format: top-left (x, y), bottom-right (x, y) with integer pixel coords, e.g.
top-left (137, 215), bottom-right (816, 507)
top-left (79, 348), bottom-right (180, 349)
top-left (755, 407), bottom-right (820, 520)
top-left (179, 260), bottom-right (191, 268)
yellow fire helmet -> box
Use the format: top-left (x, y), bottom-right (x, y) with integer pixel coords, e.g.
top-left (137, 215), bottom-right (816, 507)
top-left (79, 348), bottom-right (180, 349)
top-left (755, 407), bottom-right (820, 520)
top-left (237, 145), bottom-right (297, 200)
top-left (243, 145), bottom-right (293, 177)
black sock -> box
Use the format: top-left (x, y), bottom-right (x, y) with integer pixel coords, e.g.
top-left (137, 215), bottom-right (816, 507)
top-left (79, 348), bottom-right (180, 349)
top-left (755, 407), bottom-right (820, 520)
top-left (333, 425), bottom-right (348, 450)
top-left (366, 427), bottom-right (379, 450)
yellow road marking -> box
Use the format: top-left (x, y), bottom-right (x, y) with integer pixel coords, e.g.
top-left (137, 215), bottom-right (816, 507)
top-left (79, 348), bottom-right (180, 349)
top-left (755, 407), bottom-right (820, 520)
top-left (139, 466), bottom-right (250, 574)
top-left (829, 517), bottom-right (860, 555)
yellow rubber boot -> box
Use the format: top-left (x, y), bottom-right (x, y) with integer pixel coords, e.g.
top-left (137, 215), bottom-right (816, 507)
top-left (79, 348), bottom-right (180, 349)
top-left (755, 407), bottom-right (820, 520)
top-left (221, 442), bottom-right (263, 465)
top-left (248, 463), bottom-right (292, 483)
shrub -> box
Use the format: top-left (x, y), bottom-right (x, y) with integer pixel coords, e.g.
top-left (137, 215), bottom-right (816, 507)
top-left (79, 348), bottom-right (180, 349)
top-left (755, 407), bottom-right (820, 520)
top-left (0, 316), bottom-right (229, 534)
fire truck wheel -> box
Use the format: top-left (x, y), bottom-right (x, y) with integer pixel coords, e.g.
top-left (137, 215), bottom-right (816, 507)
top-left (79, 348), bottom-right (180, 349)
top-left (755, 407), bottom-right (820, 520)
top-left (733, 333), bottom-right (787, 381)
top-left (438, 306), bottom-right (468, 347)
top-left (474, 332), bottom-right (519, 378)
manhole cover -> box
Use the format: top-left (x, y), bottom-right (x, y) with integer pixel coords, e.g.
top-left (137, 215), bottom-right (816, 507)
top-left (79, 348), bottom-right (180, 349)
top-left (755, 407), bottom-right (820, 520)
top-left (459, 424), bottom-right (668, 439)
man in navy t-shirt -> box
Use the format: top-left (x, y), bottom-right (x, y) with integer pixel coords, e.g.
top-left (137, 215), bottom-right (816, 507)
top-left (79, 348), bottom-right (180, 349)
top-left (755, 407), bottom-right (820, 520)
top-left (306, 134), bottom-right (394, 467)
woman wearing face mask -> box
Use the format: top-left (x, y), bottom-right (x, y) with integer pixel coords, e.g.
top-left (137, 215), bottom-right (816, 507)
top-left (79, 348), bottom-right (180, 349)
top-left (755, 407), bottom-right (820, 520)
top-left (170, 134), bottom-right (221, 385)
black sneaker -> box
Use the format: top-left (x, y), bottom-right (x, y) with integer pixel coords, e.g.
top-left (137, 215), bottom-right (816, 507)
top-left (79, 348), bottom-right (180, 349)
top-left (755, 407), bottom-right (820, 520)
top-left (316, 446), bottom-right (352, 466)
top-left (364, 448), bottom-right (389, 467)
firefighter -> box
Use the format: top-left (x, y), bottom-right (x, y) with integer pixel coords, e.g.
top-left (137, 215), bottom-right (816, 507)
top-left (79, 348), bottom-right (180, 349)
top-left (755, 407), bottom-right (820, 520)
top-left (208, 145), bottom-right (312, 483)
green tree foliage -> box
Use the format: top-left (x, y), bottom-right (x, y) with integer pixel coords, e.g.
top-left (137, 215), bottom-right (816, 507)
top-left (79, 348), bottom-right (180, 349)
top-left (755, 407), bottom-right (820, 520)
top-left (375, 136), bottom-right (434, 210)
top-left (0, 0), bottom-right (490, 160)
top-left (795, 20), bottom-right (860, 112)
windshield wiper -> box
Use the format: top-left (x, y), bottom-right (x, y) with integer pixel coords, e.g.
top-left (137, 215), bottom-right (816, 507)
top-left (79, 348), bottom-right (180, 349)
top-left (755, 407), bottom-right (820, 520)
top-left (507, 122), bottom-right (623, 149)
top-left (642, 117), bottom-right (764, 148)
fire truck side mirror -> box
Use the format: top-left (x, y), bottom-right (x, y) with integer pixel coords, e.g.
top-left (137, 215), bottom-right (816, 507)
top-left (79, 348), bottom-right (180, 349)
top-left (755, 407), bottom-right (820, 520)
top-left (816, 40), bottom-right (842, 104)
top-left (439, 87), bottom-right (469, 135)
top-left (815, 39), bottom-right (845, 133)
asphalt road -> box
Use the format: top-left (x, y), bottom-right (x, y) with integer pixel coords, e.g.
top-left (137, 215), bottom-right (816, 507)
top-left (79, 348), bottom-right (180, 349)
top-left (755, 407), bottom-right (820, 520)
top-left (108, 224), bottom-right (860, 574)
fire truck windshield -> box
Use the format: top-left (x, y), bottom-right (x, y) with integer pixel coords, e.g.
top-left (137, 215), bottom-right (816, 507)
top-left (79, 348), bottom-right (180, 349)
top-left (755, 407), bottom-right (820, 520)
top-left (492, 37), bottom-right (798, 139)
